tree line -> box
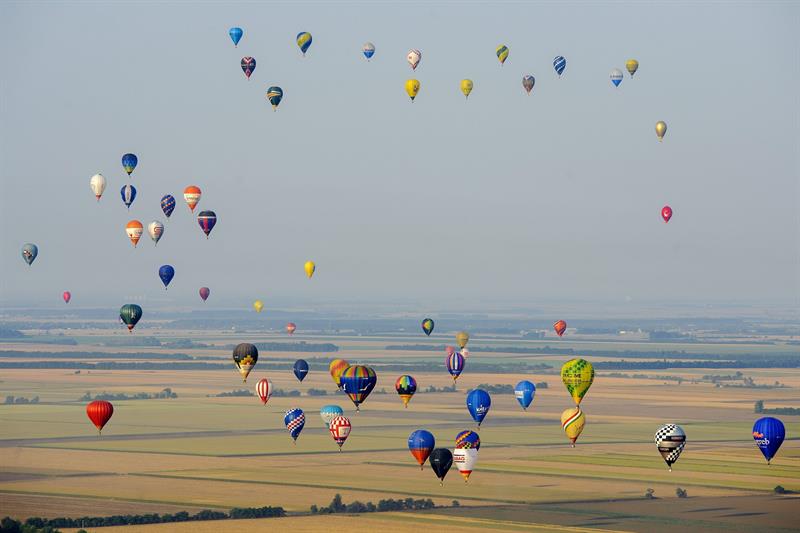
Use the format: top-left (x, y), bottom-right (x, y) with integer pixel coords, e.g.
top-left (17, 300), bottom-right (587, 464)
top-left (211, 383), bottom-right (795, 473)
top-left (310, 493), bottom-right (440, 514)
top-left (79, 388), bottom-right (177, 401)
top-left (754, 401), bottom-right (800, 415)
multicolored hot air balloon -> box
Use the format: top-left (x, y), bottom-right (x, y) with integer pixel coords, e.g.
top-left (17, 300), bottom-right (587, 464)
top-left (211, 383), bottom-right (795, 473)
top-left (286, 322), bottom-right (297, 335)
top-left (455, 430), bottom-right (480, 450)
top-left (561, 407), bottom-right (585, 447)
top-left (421, 318), bottom-right (434, 336)
top-left (184, 186), bottom-right (201, 213)
top-left (554, 320), bottom-right (567, 337)
top-left (362, 42), bottom-right (375, 60)
top-left (90, 173), bottom-right (106, 201)
top-left (661, 205), bottom-right (673, 223)
top-left (610, 68), bottom-right (624, 87)
top-left (197, 210), bottom-right (217, 238)
top-left (514, 380), bottom-right (536, 410)
top-left (460, 79), bottom-right (473, 99)
top-left (522, 75), bottom-right (535, 94)
top-left (340, 365), bottom-right (377, 411)
top-left (553, 56), bottom-right (566, 77)
top-left (122, 153), bottom-right (138, 176)
top-left (453, 448), bottom-right (478, 482)
top-left (158, 265), bottom-right (174, 289)
top-left (655, 424), bottom-right (686, 471)
top-left (446, 352), bottom-right (465, 383)
top-left (655, 121), bottom-right (667, 141)
top-left (253, 300), bottom-right (264, 313)
top-left (561, 358), bottom-right (594, 406)
top-left (395, 375), bottom-right (417, 408)
top-left (148, 221), bottom-right (164, 245)
top-left (284, 408), bottom-right (305, 443)
top-left (21, 243), bottom-right (38, 266)
top-left (304, 260), bottom-right (316, 278)
top-left (86, 400), bottom-right (114, 434)
top-left (408, 430), bottom-right (435, 469)
top-left (120, 184), bottom-right (136, 209)
top-left (125, 220), bottom-right (143, 247)
top-left (626, 59), bottom-right (639, 77)
top-left (63, 291), bottom-right (71, 304)
top-left (407, 49), bottom-right (421, 70)
top-left (466, 389), bottom-right (491, 427)
top-left (229, 27), bottom-right (243, 47)
top-left (161, 195), bottom-right (176, 218)
top-left (296, 32), bottom-right (312, 56)
top-left (232, 343), bottom-right (258, 382)
top-left (320, 405), bottom-right (343, 428)
top-left (293, 359), bottom-right (309, 382)
top-left (430, 448), bottom-right (453, 485)
top-left (256, 378), bottom-right (272, 405)
top-left (329, 359), bottom-right (349, 389)
top-left (753, 417), bottom-right (785, 464)
top-left (119, 304), bottom-right (142, 332)
top-left (241, 57), bottom-right (256, 79)
top-left (456, 331), bottom-right (469, 349)
top-left (329, 415), bottom-right (351, 450)
top-left (267, 86), bottom-right (283, 110)
top-left (199, 287), bottom-right (210, 302)
top-left (496, 44), bottom-right (509, 65)
top-left (405, 79), bottom-right (420, 102)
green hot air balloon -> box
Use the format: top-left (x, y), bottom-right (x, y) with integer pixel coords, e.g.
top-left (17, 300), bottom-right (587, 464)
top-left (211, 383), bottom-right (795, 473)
top-left (119, 304), bottom-right (142, 332)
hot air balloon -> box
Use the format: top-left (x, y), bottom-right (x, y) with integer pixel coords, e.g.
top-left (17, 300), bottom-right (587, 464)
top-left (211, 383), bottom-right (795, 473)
top-left (466, 389), bottom-right (491, 427)
top-left (21, 243), bottom-right (38, 266)
top-left (329, 415), bottom-right (351, 450)
top-left (253, 300), bottom-right (264, 313)
top-left (232, 343), bottom-right (258, 382)
top-left (304, 260), bottom-right (316, 278)
top-left (496, 44), bottom-right (509, 65)
top-left (320, 405), bottom-right (344, 427)
top-left (90, 173), bottom-right (106, 201)
top-left (626, 59), bottom-right (639, 77)
top-left (455, 430), bottom-right (480, 450)
top-left (446, 352), bottom-right (465, 383)
top-left (293, 359), bottom-right (309, 382)
top-left (122, 153), bottom-right (138, 176)
top-left (199, 287), bottom-right (210, 301)
top-left (340, 365), bottom-right (377, 411)
top-left (256, 378), bottom-right (272, 405)
top-left (456, 332), bottom-right (469, 349)
top-left (408, 430), bottom-right (435, 469)
top-left (267, 86), bottom-right (283, 110)
top-left (561, 407), bottom-right (585, 447)
top-left (362, 42), bottom-right (375, 60)
top-left (753, 417), bottom-right (785, 464)
top-left (63, 291), bottom-right (71, 304)
top-left (395, 375), bottom-right (417, 407)
top-left (445, 345), bottom-right (455, 357)
top-left (430, 448), bottom-right (453, 485)
top-left (661, 205), bottom-right (673, 223)
top-left (86, 400), bottom-right (114, 434)
top-left (407, 49), bottom-right (421, 70)
top-left (161, 195), bottom-right (176, 218)
top-left (197, 210), bottom-right (217, 238)
top-left (554, 320), bottom-right (567, 337)
top-left (183, 186), bottom-right (201, 213)
top-left (561, 358), bottom-right (594, 406)
top-left (460, 79), bottom-right (473, 99)
top-left (460, 348), bottom-right (470, 358)
top-left (120, 184), bottom-right (136, 209)
top-left (125, 220), bottom-right (143, 247)
top-left (522, 75), bottom-right (535, 94)
top-left (286, 322), bottom-right (297, 335)
top-left (655, 121), bottom-right (667, 141)
top-left (229, 27), bottom-right (243, 47)
top-left (514, 380), bottom-right (536, 410)
top-left (119, 304), bottom-right (142, 332)
top-left (296, 32), bottom-right (312, 56)
top-left (158, 265), bottom-right (174, 289)
top-left (453, 448), bottom-right (478, 482)
top-left (148, 221), bottom-right (164, 245)
top-left (553, 56), bottom-right (566, 77)
top-left (610, 68), bottom-right (623, 87)
top-left (241, 57), bottom-right (256, 79)
top-left (329, 359), bottom-right (349, 389)
top-left (655, 424), bottom-right (686, 471)
top-left (421, 318), bottom-right (434, 336)
top-left (284, 408), bottom-right (305, 443)
top-left (405, 79), bottom-right (420, 102)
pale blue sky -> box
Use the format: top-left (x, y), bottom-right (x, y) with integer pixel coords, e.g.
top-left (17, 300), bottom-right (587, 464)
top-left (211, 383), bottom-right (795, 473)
top-left (1, 1), bottom-right (797, 314)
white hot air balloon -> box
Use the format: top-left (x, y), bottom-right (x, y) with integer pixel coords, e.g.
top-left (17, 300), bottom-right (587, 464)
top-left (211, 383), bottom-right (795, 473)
top-left (610, 68), bottom-right (624, 87)
top-left (655, 424), bottom-right (686, 471)
top-left (147, 220), bottom-right (164, 245)
top-left (452, 448), bottom-right (478, 482)
top-left (407, 49), bottom-right (422, 70)
top-left (90, 173), bottom-right (106, 201)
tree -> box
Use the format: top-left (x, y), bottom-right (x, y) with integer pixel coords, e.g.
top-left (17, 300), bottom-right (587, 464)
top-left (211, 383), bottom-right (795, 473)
top-left (754, 400), bottom-right (764, 413)
top-left (645, 488), bottom-right (655, 499)
top-left (676, 488), bottom-right (688, 498)
top-left (774, 485), bottom-right (787, 494)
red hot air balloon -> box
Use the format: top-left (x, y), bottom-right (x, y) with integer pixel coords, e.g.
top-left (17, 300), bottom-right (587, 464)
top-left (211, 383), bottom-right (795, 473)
top-left (554, 320), bottom-right (567, 337)
top-left (286, 322), bottom-right (297, 335)
top-left (256, 378), bottom-right (272, 405)
top-left (63, 291), bottom-right (71, 304)
top-left (199, 287), bottom-right (210, 302)
top-left (661, 205), bottom-right (673, 223)
top-left (86, 400), bottom-right (114, 434)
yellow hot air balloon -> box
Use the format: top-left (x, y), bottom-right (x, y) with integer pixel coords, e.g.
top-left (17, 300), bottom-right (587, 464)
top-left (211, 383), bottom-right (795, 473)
top-left (329, 359), bottom-right (350, 389)
top-left (405, 79), bottom-right (420, 102)
top-left (460, 79), bottom-right (473, 99)
top-left (253, 300), bottom-right (264, 313)
top-left (496, 44), bottom-right (509, 66)
top-left (304, 260), bottom-right (316, 278)
top-left (655, 121), bottom-right (667, 142)
top-left (561, 407), bottom-right (585, 447)
top-left (455, 331), bottom-right (469, 349)
top-left (561, 358), bottom-right (594, 405)
top-left (626, 59), bottom-right (639, 77)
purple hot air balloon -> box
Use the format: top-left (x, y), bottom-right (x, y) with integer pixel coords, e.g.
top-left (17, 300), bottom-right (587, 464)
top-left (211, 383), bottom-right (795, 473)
top-left (197, 210), bottom-right (216, 238)
top-left (241, 57), bottom-right (256, 79)
top-left (199, 287), bottom-right (210, 302)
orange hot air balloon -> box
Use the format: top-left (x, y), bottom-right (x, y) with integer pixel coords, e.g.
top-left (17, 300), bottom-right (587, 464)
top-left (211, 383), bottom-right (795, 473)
top-left (125, 220), bottom-right (144, 247)
top-left (329, 359), bottom-right (350, 389)
top-left (554, 320), bottom-right (567, 337)
top-left (86, 400), bottom-right (114, 434)
top-left (286, 322), bottom-right (297, 335)
top-left (184, 185), bottom-right (202, 213)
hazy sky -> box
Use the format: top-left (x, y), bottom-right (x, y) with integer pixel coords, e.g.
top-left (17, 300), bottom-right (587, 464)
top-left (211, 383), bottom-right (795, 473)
top-left (1, 2), bottom-right (798, 314)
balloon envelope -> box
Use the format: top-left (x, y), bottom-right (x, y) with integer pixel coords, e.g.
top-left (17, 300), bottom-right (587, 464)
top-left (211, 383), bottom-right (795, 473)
top-left (655, 423), bottom-right (686, 470)
top-left (429, 448), bottom-right (453, 484)
top-left (119, 304), bottom-right (142, 331)
top-left (407, 49), bottom-right (421, 70)
top-left (158, 265), bottom-right (174, 289)
top-left (199, 287), bottom-right (210, 301)
top-left (90, 173), bottom-right (106, 200)
top-left (229, 27), bottom-right (243, 46)
top-left (446, 352), bottom-right (465, 381)
top-left (147, 221), bottom-right (164, 245)
top-left (655, 121), bottom-right (667, 141)
top-left (329, 359), bottom-right (350, 388)
top-left (455, 331), bottom-right (469, 348)
top-left (514, 380), bottom-right (536, 410)
top-left (121, 153), bottom-right (138, 176)
top-left (296, 32), bottom-right (312, 55)
top-left (452, 448), bottom-right (478, 482)
top-left (120, 184), bottom-right (136, 208)
top-left (553, 56), bottom-right (566, 76)
top-left (241, 56), bottom-right (256, 79)
top-left (284, 408), bottom-right (305, 442)
top-left (161, 195), bottom-right (176, 218)
top-left (466, 389), bottom-right (491, 426)
top-left (561, 407), bottom-right (585, 446)
top-left (405, 79), bottom-right (420, 101)
top-left (62, 291), bottom-right (71, 304)
top-left (662, 205), bottom-right (673, 223)
top-left (421, 318), bottom-right (434, 336)
top-left (522, 75), bottom-right (535, 94)
top-left (267, 86), bottom-right (283, 109)
top-left (293, 359), bottom-right (309, 382)
top-left (362, 42), bottom-right (375, 59)
top-left (340, 365), bottom-right (377, 411)
top-left (320, 405), bottom-right (344, 427)
top-left (253, 300), bottom-right (264, 313)
top-left (86, 400), bottom-right (114, 433)
top-left (21, 243), bottom-right (38, 266)
top-left (460, 79), bottom-right (473, 98)
top-left (408, 430), bottom-right (436, 468)
top-left (753, 417), bottom-right (785, 464)
top-left (197, 210), bottom-right (217, 238)
top-left (256, 378), bottom-right (272, 404)
top-left (304, 261), bottom-right (316, 278)
top-left (395, 375), bottom-right (417, 407)
top-left (455, 430), bottom-right (480, 450)
top-left (125, 220), bottom-right (143, 247)
top-left (561, 358), bottom-right (594, 405)
top-left (496, 44), bottom-right (509, 65)
top-left (232, 343), bottom-right (258, 382)
top-left (626, 59), bottom-right (639, 77)
top-left (184, 186), bottom-right (201, 213)
top-left (329, 415), bottom-right (351, 449)
top-left (286, 322), bottom-right (297, 335)
top-left (554, 320), bottom-right (567, 337)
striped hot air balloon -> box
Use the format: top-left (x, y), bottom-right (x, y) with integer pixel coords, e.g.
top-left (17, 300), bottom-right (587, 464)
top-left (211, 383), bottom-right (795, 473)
top-left (395, 375), bottom-right (417, 407)
top-left (161, 195), bottom-right (176, 218)
top-left (197, 210), bottom-right (217, 238)
top-left (183, 186), bottom-right (201, 212)
top-left (329, 415), bottom-right (351, 450)
top-left (125, 220), bottom-right (143, 247)
top-left (296, 32), bottom-right (312, 56)
top-left (553, 56), bottom-right (566, 77)
top-left (446, 352), bottom-right (465, 383)
top-left (561, 407), bottom-right (585, 447)
top-left (256, 378), bottom-right (272, 405)
top-left (340, 365), bottom-right (377, 411)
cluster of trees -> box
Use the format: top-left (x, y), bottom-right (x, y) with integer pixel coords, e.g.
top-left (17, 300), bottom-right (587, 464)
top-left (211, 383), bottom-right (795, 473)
top-left (0, 361), bottom-right (228, 370)
top-left (606, 373), bottom-right (687, 383)
top-left (1, 516), bottom-right (59, 532)
top-left (211, 389), bottom-right (253, 397)
top-left (754, 401), bottom-right (800, 415)
top-left (4, 396), bottom-right (39, 404)
top-left (307, 388), bottom-right (328, 396)
top-left (0, 351), bottom-right (198, 361)
top-left (79, 388), bottom-right (177, 401)
top-left (0, 327), bottom-right (25, 339)
top-left (310, 494), bottom-right (438, 514)
top-left (424, 384), bottom-right (457, 393)
top-left (594, 358), bottom-right (800, 370)
top-left (226, 342), bottom-right (339, 352)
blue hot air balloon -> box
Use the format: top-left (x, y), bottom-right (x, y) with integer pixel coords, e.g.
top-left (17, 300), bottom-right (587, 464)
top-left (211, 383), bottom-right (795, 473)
top-left (362, 42), bottom-right (375, 60)
top-left (408, 430), bottom-right (436, 470)
top-left (446, 352), bottom-right (465, 383)
top-left (296, 32), bottom-right (312, 56)
top-left (320, 404), bottom-right (343, 427)
top-left (752, 417), bottom-right (785, 464)
top-left (610, 68), bottom-right (624, 87)
top-left (229, 27), bottom-right (243, 47)
top-left (514, 380), bottom-right (536, 411)
top-left (120, 184), bottom-right (137, 209)
top-left (158, 265), bottom-right (175, 289)
top-left (466, 389), bottom-right (491, 426)
top-left (121, 153), bottom-right (138, 176)
top-left (553, 56), bottom-right (566, 77)
top-left (161, 194), bottom-right (176, 218)
top-left (293, 359), bottom-right (309, 382)
top-left (284, 408), bottom-right (305, 443)
top-left (21, 243), bottom-right (38, 266)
